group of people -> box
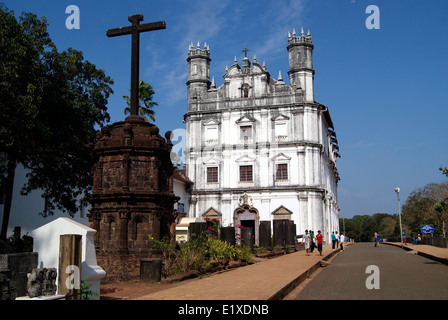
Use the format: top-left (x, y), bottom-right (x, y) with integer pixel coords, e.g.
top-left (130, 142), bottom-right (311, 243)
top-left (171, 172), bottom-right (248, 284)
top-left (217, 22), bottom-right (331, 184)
top-left (331, 231), bottom-right (346, 251)
top-left (410, 232), bottom-right (422, 245)
top-left (302, 230), bottom-right (346, 256)
top-left (373, 231), bottom-right (423, 246)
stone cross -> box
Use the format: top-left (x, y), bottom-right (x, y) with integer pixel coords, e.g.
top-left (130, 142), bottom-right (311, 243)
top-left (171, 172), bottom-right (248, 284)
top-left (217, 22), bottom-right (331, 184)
top-left (242, 48), bottom-right (250, 58)
top-left (106, 15), bottom-right (166, 116)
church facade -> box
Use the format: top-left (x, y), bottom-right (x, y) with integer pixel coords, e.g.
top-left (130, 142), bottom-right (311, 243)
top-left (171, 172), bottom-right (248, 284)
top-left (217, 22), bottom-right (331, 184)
top-left (183, 28), bottom-right (340, 244)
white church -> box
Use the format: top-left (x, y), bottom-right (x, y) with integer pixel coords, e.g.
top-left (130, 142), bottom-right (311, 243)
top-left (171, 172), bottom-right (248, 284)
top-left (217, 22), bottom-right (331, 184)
top-left (177, 28), bottom-right (341, 244)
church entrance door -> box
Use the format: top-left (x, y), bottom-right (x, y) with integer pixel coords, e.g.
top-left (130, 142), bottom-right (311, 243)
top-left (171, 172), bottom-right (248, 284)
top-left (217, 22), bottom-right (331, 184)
top-left (240, 219), bottom-right (255, 247)
top-left (236, 208), bottom-right (258, 246)
top-left (234, 192), bottom-right (259, 245)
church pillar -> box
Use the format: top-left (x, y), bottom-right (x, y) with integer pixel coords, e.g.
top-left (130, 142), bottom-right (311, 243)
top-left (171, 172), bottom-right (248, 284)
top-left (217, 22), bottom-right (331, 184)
top-left (298, 192), bottom-right (308, 232)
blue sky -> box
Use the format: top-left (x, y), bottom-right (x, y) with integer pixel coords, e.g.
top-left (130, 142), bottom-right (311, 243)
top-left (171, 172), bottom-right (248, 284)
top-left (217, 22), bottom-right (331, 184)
top-left (2, 0), bottom-right (448, 233)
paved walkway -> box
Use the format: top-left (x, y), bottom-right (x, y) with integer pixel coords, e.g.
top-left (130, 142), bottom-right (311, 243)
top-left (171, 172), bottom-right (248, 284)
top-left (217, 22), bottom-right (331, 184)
top-left (382, 241), bottom-right (448, 264)
top-left (105, 242), bottom-right (447, 300)
top-left (135, 244), bottom-right (343, 300)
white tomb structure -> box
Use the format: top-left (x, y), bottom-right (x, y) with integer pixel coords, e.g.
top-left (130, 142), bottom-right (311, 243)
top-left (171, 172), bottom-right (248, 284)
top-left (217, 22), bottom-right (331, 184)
top-left (31, 217), bottom-right (105, 299)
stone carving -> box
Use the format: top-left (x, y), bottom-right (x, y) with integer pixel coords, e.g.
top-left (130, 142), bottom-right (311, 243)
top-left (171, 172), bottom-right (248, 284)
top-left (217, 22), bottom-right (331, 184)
top-left (238, 192), bottom-right (253, 208)
top-left (42, 268), bottom-right (57, 296)
top-left (0, 269), bottom-right (16, 300)
top-left (27, 268), bottom-right (57, 298)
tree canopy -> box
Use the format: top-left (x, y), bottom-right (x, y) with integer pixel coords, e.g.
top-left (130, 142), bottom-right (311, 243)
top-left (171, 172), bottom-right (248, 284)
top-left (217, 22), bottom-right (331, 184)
top-left (341, 213), bottom-right (399, 242)
top-left (402, 181), bottom-right (448, 236)
top-left (341, 175), bottom-right (448, 242)
top-left (0, 5), bottom-right (114, 239)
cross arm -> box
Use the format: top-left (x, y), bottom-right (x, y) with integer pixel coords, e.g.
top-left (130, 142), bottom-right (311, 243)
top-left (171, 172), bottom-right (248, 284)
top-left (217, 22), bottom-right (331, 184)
top-left (106, 21), bottom-right (166, 38)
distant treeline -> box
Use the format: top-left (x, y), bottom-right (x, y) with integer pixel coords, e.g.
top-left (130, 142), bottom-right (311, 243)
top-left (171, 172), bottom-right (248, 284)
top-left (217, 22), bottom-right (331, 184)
top-left (341, 180), bottom-right (448, 242)
top-left (340, 213), bottom-right (400, 242)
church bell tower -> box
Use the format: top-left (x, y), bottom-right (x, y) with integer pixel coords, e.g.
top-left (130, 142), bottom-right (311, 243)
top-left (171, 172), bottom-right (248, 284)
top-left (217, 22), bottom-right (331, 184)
top-left (287, 28), bottom-right (315, 102)
top-left (187, 42), bottom-right (211, 109)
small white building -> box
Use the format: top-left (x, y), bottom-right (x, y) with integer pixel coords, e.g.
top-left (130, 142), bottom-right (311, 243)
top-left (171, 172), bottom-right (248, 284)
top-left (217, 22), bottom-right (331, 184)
top-left (173, 168), bottom-right (193, 218)
top-left (173, 169), bottom-right (195, 242)
top-left (182, 28), bottom-right (341, 244)
top-left (31, 217), bottom-right (105, 299)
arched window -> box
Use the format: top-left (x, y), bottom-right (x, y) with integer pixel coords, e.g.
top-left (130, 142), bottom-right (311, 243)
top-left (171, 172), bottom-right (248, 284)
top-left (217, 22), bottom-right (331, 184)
top-left (241, 83), bottom-right (250, 98)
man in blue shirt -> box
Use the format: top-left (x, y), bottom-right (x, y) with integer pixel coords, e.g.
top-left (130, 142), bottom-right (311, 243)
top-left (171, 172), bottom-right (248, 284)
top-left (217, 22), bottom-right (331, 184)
top-left (331, 232), bottom-right (336, 249)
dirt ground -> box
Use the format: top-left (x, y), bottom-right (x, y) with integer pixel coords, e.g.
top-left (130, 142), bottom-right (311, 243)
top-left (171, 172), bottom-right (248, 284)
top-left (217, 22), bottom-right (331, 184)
top-left (100, 279), bottom-right (187, 300)
top-left (99, 256), bottom-right (268, 300)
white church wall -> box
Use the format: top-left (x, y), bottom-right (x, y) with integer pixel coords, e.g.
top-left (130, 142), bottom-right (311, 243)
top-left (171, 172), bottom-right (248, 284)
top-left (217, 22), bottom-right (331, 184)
top-left (184, 31), bottom-right (340, 243)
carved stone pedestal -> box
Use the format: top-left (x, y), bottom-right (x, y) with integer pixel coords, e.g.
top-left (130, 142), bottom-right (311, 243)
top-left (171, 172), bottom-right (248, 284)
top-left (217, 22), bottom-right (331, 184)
top-left (88, 116), bottom-right (178, 281)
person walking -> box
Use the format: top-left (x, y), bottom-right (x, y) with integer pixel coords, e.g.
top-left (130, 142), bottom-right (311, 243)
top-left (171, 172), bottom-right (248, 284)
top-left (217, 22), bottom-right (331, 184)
top-left (310, 230), bottom-right (315, 253)
top-left (303, 230), bottom-right (311, 256)
top-left (340, 233), bottom-right (345, 251)
top-left (402, 231), bottom-right (407, 245)
top-left (316, 230), bottom-right (323, 256)
top-left (374, 232), bottom-right (378, 247)
top-left (335, 231), bottom-right (339, 248)
top-left (331, 231), bottom-right (336, 249)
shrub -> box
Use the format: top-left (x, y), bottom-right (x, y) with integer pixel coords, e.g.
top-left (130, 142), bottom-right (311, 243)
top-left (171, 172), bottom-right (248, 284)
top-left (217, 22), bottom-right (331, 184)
top-left (152, 228), bottom-right (252, 278)
top-left (204, 237), bottom-right (237, 261)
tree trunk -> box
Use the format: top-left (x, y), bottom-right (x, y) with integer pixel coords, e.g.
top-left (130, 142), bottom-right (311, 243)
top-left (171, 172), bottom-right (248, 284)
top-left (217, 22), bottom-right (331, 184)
top-left (1, 155), bottom-right (16, 241)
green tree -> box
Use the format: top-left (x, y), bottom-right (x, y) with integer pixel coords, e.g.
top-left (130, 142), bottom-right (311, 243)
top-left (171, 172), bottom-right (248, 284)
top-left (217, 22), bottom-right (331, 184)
top-left (341, 213), bottom-right (400, 242)
top-left (378, 216), bottom-right (397, 238)
top-left (402, 181), bottom-right (448, 236)
top-left (341, 217), bottom-right (363, 242)
top-left (434, 167), bottom-right (448, 237)
top-left (353, 215), bottom-right (377, 241)
top-left (0, 5), bottom-right (114, 240)
top-left (123, 80), bottom-right (158, 122)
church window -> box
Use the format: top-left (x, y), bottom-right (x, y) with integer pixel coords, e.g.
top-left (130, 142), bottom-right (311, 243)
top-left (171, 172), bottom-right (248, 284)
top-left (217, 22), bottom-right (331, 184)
top-left (206, 126), bottom-right (218, 141)
top-left (241, 83), bottom-right (250, 98)
top-left (297, 52), bottom-right (303, 64)
top-left (239, 165), bottom-right (253, 182)
top-left (207, 167), bottom-right (218, 183)
top-left (276, 163), bottom-right (288, 180)
top-left (275, 122), bottom-right (287, 137)
top-left (240, 125), bottom-right (252, 141)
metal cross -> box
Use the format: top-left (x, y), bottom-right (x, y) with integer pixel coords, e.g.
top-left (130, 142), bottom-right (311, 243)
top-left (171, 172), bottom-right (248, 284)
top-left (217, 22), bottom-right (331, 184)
top-left (242, 48), bottom-right (250, 58)
top-left (106, 15), bottom-right (166, 116)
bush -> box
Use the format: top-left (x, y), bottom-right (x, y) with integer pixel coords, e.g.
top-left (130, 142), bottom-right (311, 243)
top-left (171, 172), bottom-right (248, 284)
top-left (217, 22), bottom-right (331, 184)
top-left (152, 231), bottom-right (252, 278)
top-left (204, 237), bottom-right (237, 261)
top-left (175, 241), bottom-right (207, 274)
top-left (235, 245), bottom-right (252, 262)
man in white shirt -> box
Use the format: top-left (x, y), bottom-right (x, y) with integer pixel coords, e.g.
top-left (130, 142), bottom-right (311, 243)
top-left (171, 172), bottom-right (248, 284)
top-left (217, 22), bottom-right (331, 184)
top-left (340, 233), bottom-right (345, 251)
